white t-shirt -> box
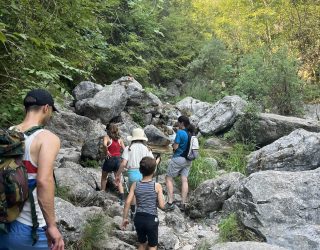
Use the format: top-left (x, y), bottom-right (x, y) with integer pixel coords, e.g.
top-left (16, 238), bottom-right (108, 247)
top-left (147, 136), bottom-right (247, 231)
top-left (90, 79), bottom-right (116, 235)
top-left (122, 143), bottom-right (154, 169)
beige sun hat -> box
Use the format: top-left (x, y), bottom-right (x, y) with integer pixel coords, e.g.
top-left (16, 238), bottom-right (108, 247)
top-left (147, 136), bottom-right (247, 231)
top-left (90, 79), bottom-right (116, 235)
top-left (127, 128), bottom-right (148, 142)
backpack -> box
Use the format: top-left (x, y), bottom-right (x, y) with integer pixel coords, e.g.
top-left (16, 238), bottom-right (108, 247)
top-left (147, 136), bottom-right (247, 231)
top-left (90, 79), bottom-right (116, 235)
top-left (182, 133), bottom-right (200, 161)
top-left (0, 126), bottom-right (43, 245)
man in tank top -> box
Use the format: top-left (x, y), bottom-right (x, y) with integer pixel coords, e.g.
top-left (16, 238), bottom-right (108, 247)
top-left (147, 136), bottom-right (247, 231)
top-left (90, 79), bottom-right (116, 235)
top-left (0, 89), bottom-right (64, 250)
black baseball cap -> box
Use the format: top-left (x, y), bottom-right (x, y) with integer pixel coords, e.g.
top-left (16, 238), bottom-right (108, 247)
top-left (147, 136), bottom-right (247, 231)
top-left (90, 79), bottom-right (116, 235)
top-left (24, 89), bottom-right (58, 112)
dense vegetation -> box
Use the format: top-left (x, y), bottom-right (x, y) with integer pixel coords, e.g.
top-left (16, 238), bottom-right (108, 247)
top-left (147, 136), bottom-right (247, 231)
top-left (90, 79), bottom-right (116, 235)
top-left (0, 0), bottom-right (319, 126)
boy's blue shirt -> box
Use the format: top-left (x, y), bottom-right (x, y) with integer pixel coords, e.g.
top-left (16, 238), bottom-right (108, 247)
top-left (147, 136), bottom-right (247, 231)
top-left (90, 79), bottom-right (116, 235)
top-left (173, 129), bottom-right (188, 158)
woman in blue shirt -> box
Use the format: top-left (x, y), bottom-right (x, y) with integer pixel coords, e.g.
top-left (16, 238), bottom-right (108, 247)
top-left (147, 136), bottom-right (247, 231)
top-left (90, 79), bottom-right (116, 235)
top-left (165, 115), bottom-right (195, 211)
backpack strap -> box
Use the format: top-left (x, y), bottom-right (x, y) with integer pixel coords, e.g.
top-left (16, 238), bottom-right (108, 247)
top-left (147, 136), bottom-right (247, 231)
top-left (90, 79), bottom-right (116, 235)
top-left (24, 125), bottom-right (44, 136)
top-left (29, 185), bottom-right (39, 245)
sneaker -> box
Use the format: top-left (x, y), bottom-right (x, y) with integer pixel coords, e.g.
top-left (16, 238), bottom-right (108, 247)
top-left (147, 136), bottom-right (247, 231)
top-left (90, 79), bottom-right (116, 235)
top-left (164, 202), bottom-right (175, 211)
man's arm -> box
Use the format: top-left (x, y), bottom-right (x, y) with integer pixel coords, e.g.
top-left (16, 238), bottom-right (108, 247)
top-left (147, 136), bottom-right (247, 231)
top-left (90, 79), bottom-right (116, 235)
top-left (37, 131), bottom-right (64, 250)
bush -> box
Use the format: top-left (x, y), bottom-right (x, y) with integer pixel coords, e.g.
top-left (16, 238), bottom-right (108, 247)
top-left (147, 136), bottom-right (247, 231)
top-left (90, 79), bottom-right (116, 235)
top-left (223, 143), bottom-right (253, 175)
top-left (80, 159), bottom-right (101, 169)
top-left (218, 213), bottom-right (261, 242)
top-left (224, 103), bottom-right (260, 145)
top-left (71, 213), bottom-right (110, 250)
top-left (55, 185), bottom-right (71, 202)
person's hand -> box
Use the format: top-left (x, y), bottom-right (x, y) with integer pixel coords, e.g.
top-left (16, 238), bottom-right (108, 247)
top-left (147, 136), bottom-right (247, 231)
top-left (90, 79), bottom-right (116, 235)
top-left (106, 151), bottom-right (112, 158)
top-left (46, 225), bottom-right (64, 250)
top-left (121, 219), bottom-right (129, 230)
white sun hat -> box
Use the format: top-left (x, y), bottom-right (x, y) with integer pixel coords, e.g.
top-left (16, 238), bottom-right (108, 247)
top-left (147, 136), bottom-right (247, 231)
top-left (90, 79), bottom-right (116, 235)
top-left (127, 128), bottom-right (148, 142)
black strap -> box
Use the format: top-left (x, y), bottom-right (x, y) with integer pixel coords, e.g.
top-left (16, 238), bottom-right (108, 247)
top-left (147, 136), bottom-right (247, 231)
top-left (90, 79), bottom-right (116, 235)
top-left (24, 125), bottom-right (44, 136)
top-left (29, 186), bottom-right (39, 246)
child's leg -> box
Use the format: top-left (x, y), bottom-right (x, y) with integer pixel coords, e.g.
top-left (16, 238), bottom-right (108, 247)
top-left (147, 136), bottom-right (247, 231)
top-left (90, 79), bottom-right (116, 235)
top-left (148, 246), bottom-right (157, 250)
top-left (101, 170), bottom-right (108, 191)
top-left (138, 243), bottom-right (147, 250)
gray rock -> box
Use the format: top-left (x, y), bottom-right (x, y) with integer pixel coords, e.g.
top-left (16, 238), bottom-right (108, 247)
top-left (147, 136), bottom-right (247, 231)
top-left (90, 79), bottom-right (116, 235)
top-left (164, 210), bottom-right (187, 233)
top-left (47, 110), bottom-right (106, 148)
top-left (117, 112), bottom-right (141, 145)
top-left (75, 84), bottom-right (128, 124)
top-left (72, 81), bottom-right (103, 101)
top-left (303, 104), bottom-right (320, 121)
top-left (176, 97), bottom-right (212, 116)
top-left (55, 197), bottom-right (103, 244)
top-left (223, 169), bottom-right (320, 250)
top-left (81, 137), bottom-right (103, 161)
top-left (112, 76), bottom-right (162, 111)
top-left (158, 226), bottom-right (179, 250)
top-left (188, 172), bottom-right (245, 218)
top-left (96, 236), bottom-right (136, 250)
top-left (256, 113), bottom-right (320, 146)
top-left (192, 96), bottom-right (248, 135)
top-left (247, 129), bottom-right (320, 174)
top-left (112, 230), bottom-right (138, 247)
top-left (160, 104), bottom-right (182, 127)
top-left (210, 242), bottom-right (288, 250)
top-left (144, 125), bottom-right (171, 146)
top-left (203, 157), bottom-right (219, 170)
top-left (55, 148), bottom-right (81, 165)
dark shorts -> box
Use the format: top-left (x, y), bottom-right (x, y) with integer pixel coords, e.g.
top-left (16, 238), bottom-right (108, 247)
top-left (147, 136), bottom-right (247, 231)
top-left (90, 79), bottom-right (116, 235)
top-left (102, 156), bottom-right (121, 173)
top-left (134, 212), bottom-right (159, 247)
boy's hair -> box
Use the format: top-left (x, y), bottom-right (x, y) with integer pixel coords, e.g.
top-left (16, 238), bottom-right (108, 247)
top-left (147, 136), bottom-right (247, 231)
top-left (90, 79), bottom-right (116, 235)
top-left (139, 157), bottom-right (157, 176)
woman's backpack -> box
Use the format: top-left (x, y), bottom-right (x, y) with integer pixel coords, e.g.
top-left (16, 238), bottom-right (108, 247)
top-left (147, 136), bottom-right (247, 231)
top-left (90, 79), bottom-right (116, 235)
top-left (182, 134), bottom-right (199, 161)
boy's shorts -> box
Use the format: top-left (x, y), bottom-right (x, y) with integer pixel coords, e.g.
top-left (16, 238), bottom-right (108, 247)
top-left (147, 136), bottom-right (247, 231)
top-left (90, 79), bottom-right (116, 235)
top-left (167, 156), bottom-right (192, 178)
top-left (127, 169), bottom-right (142, 187)
top-left (134, 212), bottom-right (159, 247)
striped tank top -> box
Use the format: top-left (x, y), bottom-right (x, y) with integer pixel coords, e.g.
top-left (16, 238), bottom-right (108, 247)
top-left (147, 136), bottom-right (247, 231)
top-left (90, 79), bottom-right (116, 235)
top-left (135, 181), bottom-right (157, 216)
top-left (16, 129), bottom-right (46, 227)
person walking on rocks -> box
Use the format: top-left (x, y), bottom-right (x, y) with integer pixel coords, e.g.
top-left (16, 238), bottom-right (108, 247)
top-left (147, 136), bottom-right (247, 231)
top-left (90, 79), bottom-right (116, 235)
top-left (121, 157), bottom-right (165, 250)
top-left (115, 128), bottom-right (158, 215)
top-left (101, 123), bottom-right (126, 203)
top-left (0, 89), bottom-right (64, 250)
top-left (165, 115), bottom-right (195, 212)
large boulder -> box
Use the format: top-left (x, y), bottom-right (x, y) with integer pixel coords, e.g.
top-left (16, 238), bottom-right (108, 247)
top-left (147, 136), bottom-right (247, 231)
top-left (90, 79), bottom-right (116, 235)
top-left (75, 84), bottom-right (128, 124)
top-left (176, 97), bottom-right (211, 116)
top-left (223, 169), bottom-right (320, 250)
top-left (303, 103), bottom-right (320, 121)
top-left (210, 242), bottom-right (288, 250)
top-left (188, 172), bottom-right (245, 218)
top-left (247, 129), bottom-right (320, 174)
top-left (81, 137), bottom-right (103, 161)
top-left (144, 125), bottom-right (171, 146)
top-left (47, 110), bottom-right (106, 148)
top-left (192, 96), bottom-right (247, 135)
top-left (255, 113), bottom-right (320, 146)
top-left (55, 197), bottom-right (103, 244)
top-left (72, 81), bottom-right (103, 101)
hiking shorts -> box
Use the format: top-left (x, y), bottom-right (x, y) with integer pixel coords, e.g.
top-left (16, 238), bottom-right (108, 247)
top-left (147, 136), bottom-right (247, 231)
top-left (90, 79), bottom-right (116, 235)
top-left (127, 169), bottom-right (142, 187)
top-left (134, 212), bottom-right (159, 247)
top-left (167, 156), bottom-right (192, 178)
top-left (0, 220), bottom-right (48, 250)
top-left (102, 156), bottom-right (121, 173)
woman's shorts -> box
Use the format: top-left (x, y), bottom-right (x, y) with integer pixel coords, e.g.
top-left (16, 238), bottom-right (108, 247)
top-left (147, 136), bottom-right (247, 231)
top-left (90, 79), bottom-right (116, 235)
top-left (127, 169), bottom-right (142, 187)
top-left (102, 156), bottom-right (121, 173)
top-left (134, 212), bottom-right (159, 247)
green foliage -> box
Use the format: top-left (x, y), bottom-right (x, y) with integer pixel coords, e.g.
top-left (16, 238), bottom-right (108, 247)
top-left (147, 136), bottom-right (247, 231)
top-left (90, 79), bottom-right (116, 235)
top-left (188, 146), bottom-right (218, 190)
top-left (81, 159), bottom-right (100, 169)
top-left (225, 104), bottom-right (260, 145)
top-left (55, 185), bottom-right (71, 203)
top-left (71, 213), bottom-right (109, 250)
top-left (235, 47), bottom-right (303, 115)
top-left (196, 240), bottom-right (211, 250)
top-left (218, 213), bottom-right (262, 242)
top-left (131, 112), bottom-right (144, 127)
top-left (223, 143), bottom-right (253, 175)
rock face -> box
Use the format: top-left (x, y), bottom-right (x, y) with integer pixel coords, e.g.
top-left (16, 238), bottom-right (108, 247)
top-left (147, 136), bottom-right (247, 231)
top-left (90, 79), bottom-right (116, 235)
top-left (223, 169), bottom-right (320, 250)
top-left (47, 110), bottom-right (106, 148)
top-left (55, 197), bottom-right (103, 243)
top-left (192, 96), bottom-right (247, 135)
top-left (256, 113), bottom-right (320, 146)
top-left (176, 97), bottom-right (211, 116)
top-left (144, 125), bottom-right (171, 146)
top-left (247, 129), bottom-right (320, 174)
top-left (72, 81), bottom-right (103, 101)
top-left (81, 137), bottom-right (103, 161)
top-left (303, 103), bottom-right (320, 121)
top-left (210, 242), bottom-right (288, 250)
top-left (188, 172), bottom-right (245, 218)
top-left (75, 84), bottom-right (128, 124)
